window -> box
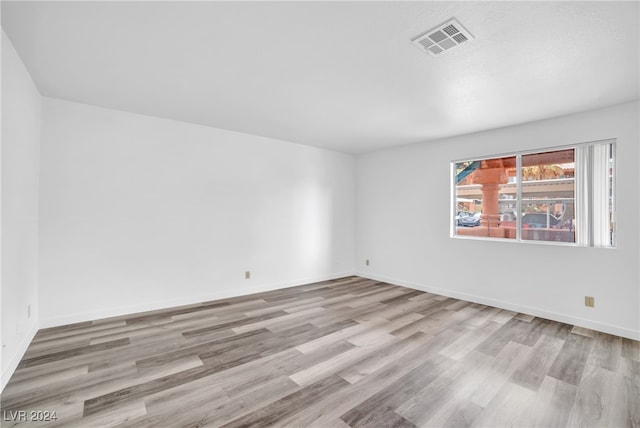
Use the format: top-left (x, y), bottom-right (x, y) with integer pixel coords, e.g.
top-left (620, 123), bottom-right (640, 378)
top-left (452, 140), bottom-right (615, 247)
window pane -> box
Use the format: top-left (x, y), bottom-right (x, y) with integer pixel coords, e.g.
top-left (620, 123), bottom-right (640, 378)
top-left (454, 156), bottom-right (516, 239)
top-left (521, 149), bottom-right (575, 243)
top-left (521, 201), bottom-right (575, 243)
top-left (452, 142), bottom-right (614, 247)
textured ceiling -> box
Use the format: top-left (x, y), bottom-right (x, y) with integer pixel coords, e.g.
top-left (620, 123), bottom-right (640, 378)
top-left (2, 1), bottom-right (638, 154)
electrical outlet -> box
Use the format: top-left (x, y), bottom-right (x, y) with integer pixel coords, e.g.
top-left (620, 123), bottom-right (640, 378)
top-left (585, 296), bottom-right (595, 307)
top-left (245, 271), bottom-right (250, 279)
top-left (27, 304), bottom-right (31, 319)
top-left (365, 259), bottom-right (370, 266)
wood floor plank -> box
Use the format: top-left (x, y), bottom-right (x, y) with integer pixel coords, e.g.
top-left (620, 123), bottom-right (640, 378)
top-left (181, 311), bottom-right (288, 338)
top-left (470, 381), bottom-right (536, 427)
top-left (380, 289), bottom-right (424, 304)
top-left (223, 341), bottom-right (354, 398)
top-left (431, 399), bottom-right (484, 428)
top-left (469, 341), bottom-right (532, 407)
top-left (231, 306), bottom-right (326, 334)
top-left (244, 296), bottom-right (326, 317)
top-left (340, 353), bottom-right (454, 427)
top-left (67, 400), bottom-right (147, 428)
top-left (295, 321), bottom-right (372, 355)
top-left (221, 375), bottom-right (350, 428)
top-left (338, 332), bottom-right (426, 384)
top-left (0, 396), bottom-right (85, 428)
top-left (490, 308), bottom-right (517, 324)
top-left (394, 357), bottom-right (479, 426)
top-left (1, 276), bottom-right (636, 428)
top-left (26, 338), bottom-right (93, 358)
top-left (132, 376), bottom-right (230, 427)
top-left (83, 359), bottom-right (243, 416)
top-left (289, 333), bottom-right (397, 386)
top-left (280, 344), bottom-right (441, 427)
top-left (17, 338), bottom-right (130, 369)
top-left (514, 312), bottom-right (535, 323)
top-left (621, 337), bottom-right (640, 361)
top-left (565, 364), bottom-right (630, 428)
top-left (439, 319), bottom-right (502, 361)
top-left (548, 332), bottom-right (595, 385)
top-left (475, 317), bottom-right (544, 357)
top-left (464, 306), bottom-right (502, 327)
top-left (1, 365), bottom-right (90, 398)
top-left (588, 332), bottom-right (622, 372)
top-left (519, 375), bottom-right (577, 428)
top-left (1, 361), bottom-right (138, 412)
top-left (511, 333), bottom-right (564, 391)
top-left (184, 375), bottom-right (298, 427)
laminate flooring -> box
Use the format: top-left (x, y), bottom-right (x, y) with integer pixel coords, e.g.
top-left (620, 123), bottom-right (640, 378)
top-left (1, 276), bottom-right (638, 427)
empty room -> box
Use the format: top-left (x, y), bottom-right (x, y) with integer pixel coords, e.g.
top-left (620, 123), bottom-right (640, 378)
top-left (1, 1), bottom-right (639, 427)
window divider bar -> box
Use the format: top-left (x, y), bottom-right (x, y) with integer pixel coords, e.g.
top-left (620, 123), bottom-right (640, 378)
top-left (516, 154), bottom-right (522, 242)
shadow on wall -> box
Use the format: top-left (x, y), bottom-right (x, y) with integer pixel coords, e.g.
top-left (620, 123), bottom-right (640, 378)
top-left (291, 182), bottom-right (333, 274)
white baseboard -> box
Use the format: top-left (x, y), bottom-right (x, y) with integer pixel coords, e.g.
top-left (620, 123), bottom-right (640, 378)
top-left (357, 271), bottom-right (640, 341)
top-left (39, 271), bottom-right (356, 329)
top-left (1, 319), bottom-right (39, 393)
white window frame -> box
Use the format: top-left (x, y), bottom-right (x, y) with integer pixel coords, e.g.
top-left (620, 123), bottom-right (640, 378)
top-left (451, 139), bottom-right (616, 248)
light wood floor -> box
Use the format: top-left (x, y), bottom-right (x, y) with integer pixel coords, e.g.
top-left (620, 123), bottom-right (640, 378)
top-left (1, 276), bottom-right (638, 427)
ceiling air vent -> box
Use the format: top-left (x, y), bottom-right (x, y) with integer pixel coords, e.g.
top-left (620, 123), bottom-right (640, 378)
top-left (412, 18), bottom-right (474, 56)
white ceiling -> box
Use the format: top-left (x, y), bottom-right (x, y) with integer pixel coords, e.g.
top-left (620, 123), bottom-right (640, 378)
top-left (2, 1), bottom-right (639, 154)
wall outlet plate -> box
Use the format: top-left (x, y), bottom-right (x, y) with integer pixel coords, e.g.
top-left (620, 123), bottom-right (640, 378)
top-left (585, 296), bottom-right (595, 307)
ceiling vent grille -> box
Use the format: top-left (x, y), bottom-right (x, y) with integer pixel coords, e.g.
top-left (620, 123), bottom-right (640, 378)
top-left (412, 18), bottom-right (474, 56)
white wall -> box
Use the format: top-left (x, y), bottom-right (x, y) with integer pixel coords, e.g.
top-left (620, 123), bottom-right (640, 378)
top-left (1, 31), bottom-right (42, 390)
top-left (356, 101), bottom-right (640, 340)
top-left (38, 98), bottom-right (355, 326)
